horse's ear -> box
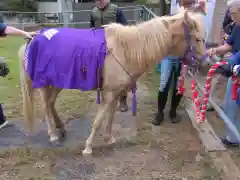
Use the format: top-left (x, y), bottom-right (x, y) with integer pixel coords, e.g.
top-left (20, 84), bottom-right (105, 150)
top-left (162, 20), bottom-right (169, 28)
top-left (102, 24), bottom-right (109, 28)
top-left (183, 11), bottom-right (195, 28)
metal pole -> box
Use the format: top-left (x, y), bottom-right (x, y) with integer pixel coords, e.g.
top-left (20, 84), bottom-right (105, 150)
top-left (188, 71), bottom-right (240, 143)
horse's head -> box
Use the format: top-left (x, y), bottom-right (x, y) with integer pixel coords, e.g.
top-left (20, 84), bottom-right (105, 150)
top-left (167, 10), bottom-right (206, 68)
top-left (0, 57), bottom-right (9, 77)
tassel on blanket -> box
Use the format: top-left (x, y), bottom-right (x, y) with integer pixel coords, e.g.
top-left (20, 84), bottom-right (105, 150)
top-left (132, 84), bottom-right (137, 116)
top-left (97, 88), bottom-right (101, 104)
top-left (96, 67), bottom-right (101, 104)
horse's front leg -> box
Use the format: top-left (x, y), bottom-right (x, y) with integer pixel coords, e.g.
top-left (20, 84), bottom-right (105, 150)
top-left (82, 92), bottom-right (114, 155)
top-left (104, 98), bottom-right (118, 144)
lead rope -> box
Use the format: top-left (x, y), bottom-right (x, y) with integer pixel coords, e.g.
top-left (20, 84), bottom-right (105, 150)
top-left (192, 78), bottom-right (201, 122)
top-left (96, 66), bottom-right (101, 104)
top-left (177, 64), bottom-right (188, 94)
top-left (132, 84), bottom-right (137, 116)
top-left (107, 49), bottom-right (137, 116)
top-left (232, 75), bottom-right (239, 100)
top-left (191, 60), bottom-right (239, 123)
top-left (177, 23), bottom-right (198, 96)
top-left (201, 61), bottom-right (228, 122)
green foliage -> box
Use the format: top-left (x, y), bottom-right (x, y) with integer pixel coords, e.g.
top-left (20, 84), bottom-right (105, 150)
top-left (5, 0), bottom-right (38, 12)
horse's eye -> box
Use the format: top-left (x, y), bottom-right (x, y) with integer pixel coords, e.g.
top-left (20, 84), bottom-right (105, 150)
top-left (196, 38), bottom-right (204, 44)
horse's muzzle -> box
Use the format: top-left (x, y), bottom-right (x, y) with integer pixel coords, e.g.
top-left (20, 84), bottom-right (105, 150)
top-left (0, 58), bottom-right (9, 77)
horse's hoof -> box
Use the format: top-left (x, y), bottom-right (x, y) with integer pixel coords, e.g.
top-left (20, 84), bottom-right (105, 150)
top-left (104, 136), bottom-right (116, 144)
top-left (108, 137), bottom-right (116, 145)
top-left (119, 101), bottom-right (128, 112)
top-left (82, 148), bottom-right (92, 155)
top-left (120, 107), bottom-right (128, 112)
top-left (50, 136), bottom-right (61, 146)
top-left (119, 104), bottom-right (128, 112)
top-left (50, 139), bottom-right (61, 146)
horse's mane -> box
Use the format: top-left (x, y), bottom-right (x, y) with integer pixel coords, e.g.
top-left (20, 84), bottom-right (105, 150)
top-left (104, 12), bottom-right (185, 69)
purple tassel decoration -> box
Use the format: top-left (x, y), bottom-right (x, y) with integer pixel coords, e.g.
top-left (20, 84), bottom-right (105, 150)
top-left (97, 88), bottom-right (101, 104)
top-left (132, 85), bottom-right (137, 116)
top-left (96, 66), bottom-right (101, 104)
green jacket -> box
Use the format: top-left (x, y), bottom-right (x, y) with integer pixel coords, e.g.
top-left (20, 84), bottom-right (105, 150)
top-left (90, 3), bottom-right (119, 28)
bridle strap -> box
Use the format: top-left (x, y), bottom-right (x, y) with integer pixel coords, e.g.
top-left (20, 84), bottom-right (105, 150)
top-left (183, 23), bottom-right (197, 66)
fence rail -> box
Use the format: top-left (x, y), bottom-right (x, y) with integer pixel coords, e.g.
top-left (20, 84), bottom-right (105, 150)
top-left (0, 5), bottom-right (148, 30)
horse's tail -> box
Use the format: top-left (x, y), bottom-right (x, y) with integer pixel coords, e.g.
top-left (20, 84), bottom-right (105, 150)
top-left (18, 43), bottom-right (35, 130)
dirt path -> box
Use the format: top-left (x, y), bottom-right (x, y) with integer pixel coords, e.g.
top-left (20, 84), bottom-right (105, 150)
top-left (0, 75), bottom-right (221, 180)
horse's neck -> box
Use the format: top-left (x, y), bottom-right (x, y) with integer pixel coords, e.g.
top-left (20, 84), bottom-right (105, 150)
top-left (105, 20), bottom-right (172, 78)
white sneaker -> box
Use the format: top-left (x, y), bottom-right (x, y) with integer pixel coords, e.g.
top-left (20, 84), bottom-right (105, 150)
top-left (0, 120), bottom-right (8, 130)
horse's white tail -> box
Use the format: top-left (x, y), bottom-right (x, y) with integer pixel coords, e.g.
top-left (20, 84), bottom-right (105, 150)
top-left (19, 44), bottom-right (34, 129)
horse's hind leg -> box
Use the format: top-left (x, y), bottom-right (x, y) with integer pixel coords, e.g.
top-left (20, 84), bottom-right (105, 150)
top-left (104, 98), bottom-right (118, 144)
top-left (48, 87), bottom-right (65, 139)
top-left (39, 87), bottom-right (59, 143)
top-left (82, 92), bottom-right (115, 155)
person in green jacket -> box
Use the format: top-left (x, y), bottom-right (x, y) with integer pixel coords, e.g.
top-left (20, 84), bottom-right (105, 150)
top-left (90, 0), bottom-right (129, 112)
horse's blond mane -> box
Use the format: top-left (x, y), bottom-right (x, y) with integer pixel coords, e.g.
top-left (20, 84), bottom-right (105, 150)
top-left (104, 12), bottom-right (186, 69)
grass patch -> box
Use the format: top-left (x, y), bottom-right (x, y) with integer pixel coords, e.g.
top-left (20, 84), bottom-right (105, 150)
top-left (0, 37), bottom-right (24, 99)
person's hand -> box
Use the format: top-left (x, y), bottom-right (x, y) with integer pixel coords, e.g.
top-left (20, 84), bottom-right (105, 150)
top-left (223, 33), bottom-right (228, 40)
top-left (206, 48), bottom-right (217, 57)
top-left (24, 31), bottom-right (39, 39)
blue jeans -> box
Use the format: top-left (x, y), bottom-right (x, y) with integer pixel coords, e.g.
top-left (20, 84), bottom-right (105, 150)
top-left (226, 53), bottom-right (238, 65)
top-left (159, 56), bottom-right (181, 92)
top-left (222, 78), bottom-right (240, 143)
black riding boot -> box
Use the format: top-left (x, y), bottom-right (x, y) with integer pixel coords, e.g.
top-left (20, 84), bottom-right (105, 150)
top-left (169, 91), bottom-right (183, 123)
top-left (152, 91), bottom-right (168, 126)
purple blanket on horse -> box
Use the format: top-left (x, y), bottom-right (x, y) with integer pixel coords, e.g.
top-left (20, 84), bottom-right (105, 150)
top-left (25, 28), bottom-right (106, 91)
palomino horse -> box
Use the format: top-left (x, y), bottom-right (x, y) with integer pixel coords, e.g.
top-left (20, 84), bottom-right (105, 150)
top-left (18, 10), bottom-right (205, 155)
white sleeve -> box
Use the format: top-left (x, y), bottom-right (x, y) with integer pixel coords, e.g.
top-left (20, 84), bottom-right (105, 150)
top-left (233, 65), bottom-right (240, 76)
top-left (170, 0), bottom-right (181, 15)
